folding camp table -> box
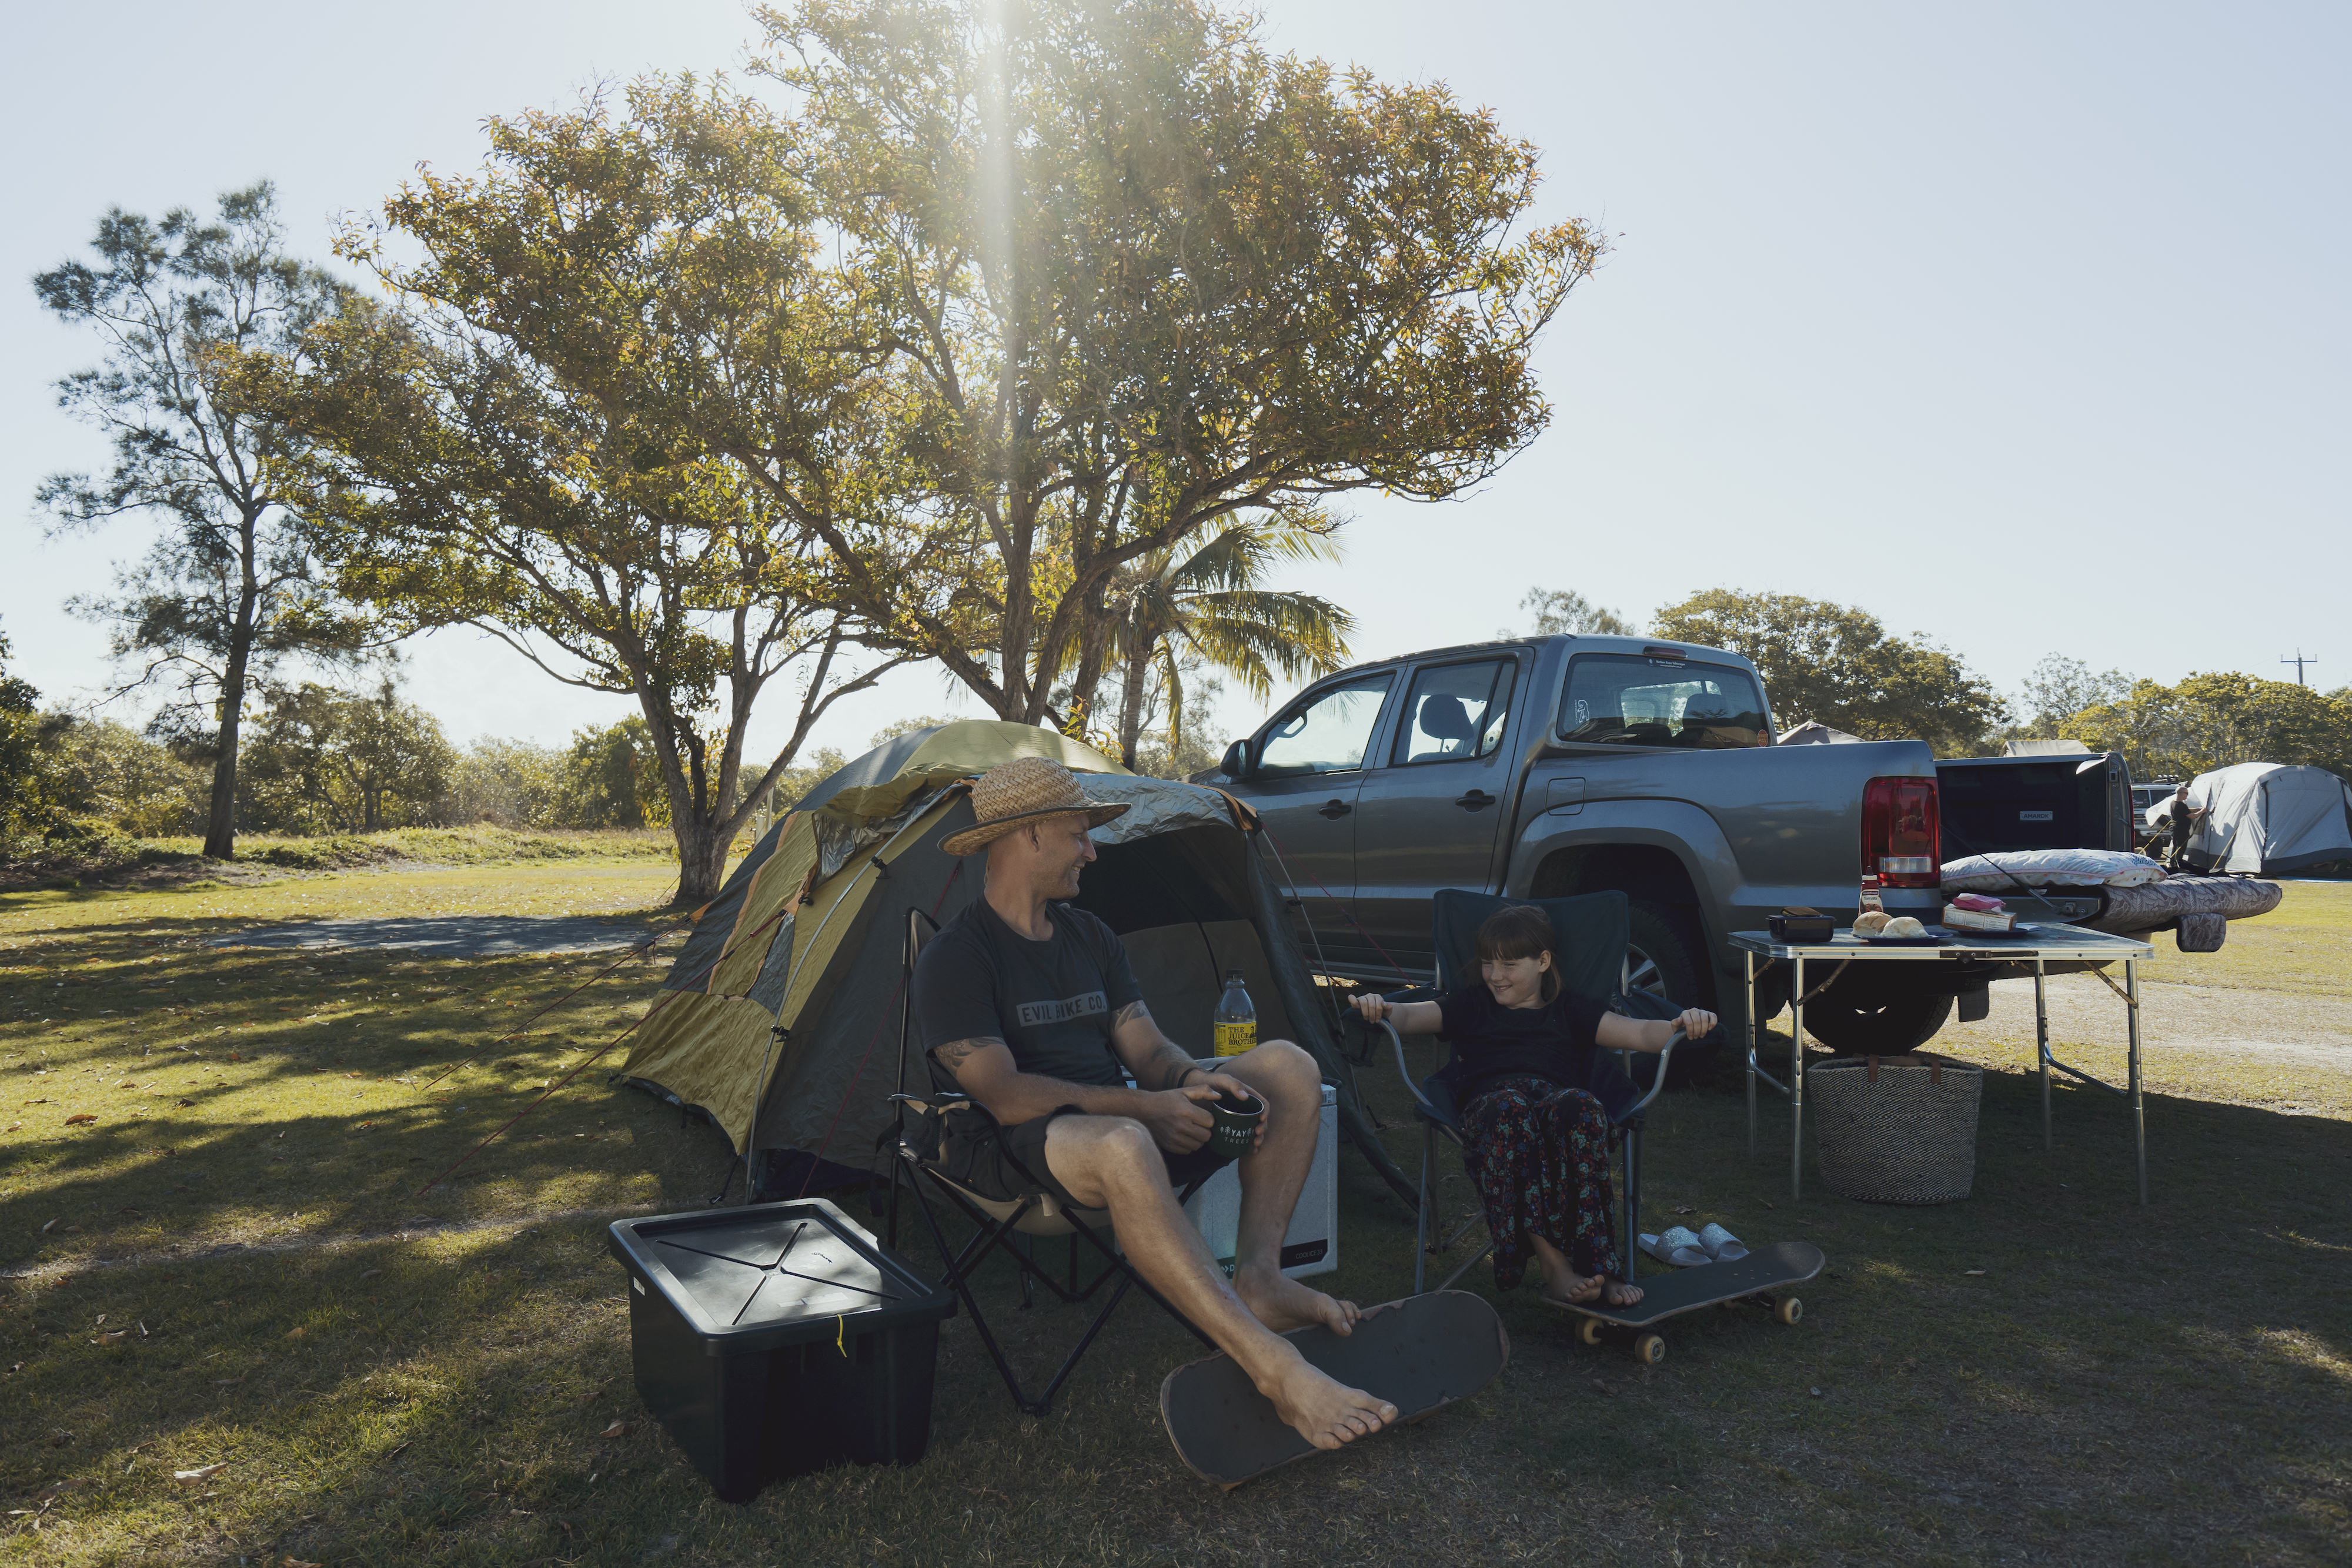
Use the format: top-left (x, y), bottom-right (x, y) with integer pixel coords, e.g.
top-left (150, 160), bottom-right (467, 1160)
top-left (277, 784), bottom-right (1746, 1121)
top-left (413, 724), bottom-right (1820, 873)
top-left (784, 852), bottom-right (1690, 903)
top-left (1732, 926), bottom-right (2159, 1203)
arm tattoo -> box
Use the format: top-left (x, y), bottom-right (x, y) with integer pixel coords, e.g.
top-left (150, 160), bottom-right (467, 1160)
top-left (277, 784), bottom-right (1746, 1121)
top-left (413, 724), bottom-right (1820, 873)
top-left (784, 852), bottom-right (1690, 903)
top-left (1144, 1041), bottom-right (1201, 1092)
top-left (1112, 1000), bottom-right (1151, 1028)
top-left (929, 1036), bottom-right (1004, 1082)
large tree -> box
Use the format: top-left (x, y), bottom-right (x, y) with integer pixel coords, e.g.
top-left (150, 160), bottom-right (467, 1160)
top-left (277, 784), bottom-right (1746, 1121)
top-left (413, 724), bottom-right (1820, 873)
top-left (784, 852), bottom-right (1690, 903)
top-left (34, 183), bottom-right (368, 859)
top-left (729, 0), bottom-right (1599, 725)
top-left (1652, 590), bottom-right (2009, 754)
top-left (270, 83), bottom-right (913, 902)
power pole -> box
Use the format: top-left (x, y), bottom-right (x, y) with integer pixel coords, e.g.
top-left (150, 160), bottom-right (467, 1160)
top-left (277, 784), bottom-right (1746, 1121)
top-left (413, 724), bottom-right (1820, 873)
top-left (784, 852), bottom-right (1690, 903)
top-left (2280, 650), bottom-right (2319, 686)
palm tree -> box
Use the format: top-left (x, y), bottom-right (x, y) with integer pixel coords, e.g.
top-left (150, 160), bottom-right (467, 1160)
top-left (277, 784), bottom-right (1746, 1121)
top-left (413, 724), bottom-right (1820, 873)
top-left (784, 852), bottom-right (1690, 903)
top-left (1100, 519), bottom-right (1355, 773)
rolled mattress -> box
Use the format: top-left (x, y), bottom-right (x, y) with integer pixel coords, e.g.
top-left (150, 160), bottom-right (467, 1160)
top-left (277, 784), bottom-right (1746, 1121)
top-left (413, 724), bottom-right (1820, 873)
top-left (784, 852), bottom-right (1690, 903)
top-left (2084, 874), bottom-right (2281, 935)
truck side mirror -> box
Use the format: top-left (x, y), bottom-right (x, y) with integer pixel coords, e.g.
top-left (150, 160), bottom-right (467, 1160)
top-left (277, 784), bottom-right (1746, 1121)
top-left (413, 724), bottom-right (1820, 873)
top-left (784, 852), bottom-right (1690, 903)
top-left (1219, 738), bottom-right (1252, 780)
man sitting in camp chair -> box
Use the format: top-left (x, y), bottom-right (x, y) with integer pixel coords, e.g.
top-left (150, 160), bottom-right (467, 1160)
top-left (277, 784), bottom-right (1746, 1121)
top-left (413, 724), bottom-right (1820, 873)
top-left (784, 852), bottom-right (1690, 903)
top-left (913, 757), bottom-right (1396, 1454)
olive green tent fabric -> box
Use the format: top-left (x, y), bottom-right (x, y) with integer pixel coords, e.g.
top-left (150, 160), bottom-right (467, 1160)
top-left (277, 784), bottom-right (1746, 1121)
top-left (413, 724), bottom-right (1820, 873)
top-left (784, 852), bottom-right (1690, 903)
top-left (616, 720), bottom-right (1415, 1203)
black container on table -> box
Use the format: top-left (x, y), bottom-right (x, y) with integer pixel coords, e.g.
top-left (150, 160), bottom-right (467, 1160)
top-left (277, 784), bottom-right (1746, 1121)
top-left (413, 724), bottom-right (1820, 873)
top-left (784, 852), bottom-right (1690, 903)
top-left (606, 1198), bottom-right (955, 1502)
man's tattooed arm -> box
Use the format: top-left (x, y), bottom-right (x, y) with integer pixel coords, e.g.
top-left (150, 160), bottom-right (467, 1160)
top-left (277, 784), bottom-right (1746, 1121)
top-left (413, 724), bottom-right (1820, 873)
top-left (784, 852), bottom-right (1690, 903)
top-left (1110, 1001), bottom-right (1210, 1092)
top-left (929, 1036), bottom-right (1006, 1086)
top-left (1142, 1042), bottom-right (1208, 1093)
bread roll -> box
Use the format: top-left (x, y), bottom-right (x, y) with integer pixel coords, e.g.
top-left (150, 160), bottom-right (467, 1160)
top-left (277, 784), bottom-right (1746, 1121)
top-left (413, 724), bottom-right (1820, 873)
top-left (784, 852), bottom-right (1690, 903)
top-left (1882, 915), bottom-right (1927, 938)
top-left (1852, 910), bottom-right (1892, 935)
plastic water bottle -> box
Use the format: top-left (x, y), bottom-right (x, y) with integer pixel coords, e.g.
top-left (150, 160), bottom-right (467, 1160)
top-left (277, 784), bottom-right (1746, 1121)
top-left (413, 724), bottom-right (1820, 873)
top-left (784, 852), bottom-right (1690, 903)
top-left (1213, 969), bottom-right (1257, 1058)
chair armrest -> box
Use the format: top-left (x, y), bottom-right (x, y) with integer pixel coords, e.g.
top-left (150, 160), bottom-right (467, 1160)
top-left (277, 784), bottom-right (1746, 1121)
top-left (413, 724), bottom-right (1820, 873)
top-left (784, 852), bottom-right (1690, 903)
top-left (890, 1092), bottom-right (973, 1115)
top-left (1382, 1019), bottom-right (1440, 1117)
top-left (1618, 1029), bottom-right (1685, 1119)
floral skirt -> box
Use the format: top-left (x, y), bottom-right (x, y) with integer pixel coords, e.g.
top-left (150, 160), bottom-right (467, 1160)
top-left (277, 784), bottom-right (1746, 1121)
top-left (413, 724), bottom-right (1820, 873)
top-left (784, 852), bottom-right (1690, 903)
top-left (1460, 1074), bottom-right (1622, 1292)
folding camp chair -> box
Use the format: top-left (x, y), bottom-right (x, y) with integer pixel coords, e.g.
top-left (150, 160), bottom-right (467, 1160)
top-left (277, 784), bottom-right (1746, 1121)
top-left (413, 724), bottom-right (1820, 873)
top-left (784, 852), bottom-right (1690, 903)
top-left (1378, 890), bottom-right (1700, 1295)
top-left (883, 909), bottom-right (1214, 1416)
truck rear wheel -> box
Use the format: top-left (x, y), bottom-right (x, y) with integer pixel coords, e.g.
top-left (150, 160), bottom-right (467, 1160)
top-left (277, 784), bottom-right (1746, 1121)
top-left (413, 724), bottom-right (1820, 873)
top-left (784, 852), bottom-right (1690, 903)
top-left (1626, 902), bottom-right (1711, 1009)
top-left (1798, 992), bottom-right (1954, 1054)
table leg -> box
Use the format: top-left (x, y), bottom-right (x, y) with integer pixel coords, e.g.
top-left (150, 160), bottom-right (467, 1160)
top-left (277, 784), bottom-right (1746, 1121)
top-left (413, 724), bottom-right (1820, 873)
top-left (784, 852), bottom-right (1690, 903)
top-left (2129, 958), bottom-right (2146, 1205)
top-left (1746, 948), bottom-right (1758, 1156)
top-left (2036, 958), bottom-right (2050, 1152)
top-left (1790, 954), bottom-right (1805, 1200)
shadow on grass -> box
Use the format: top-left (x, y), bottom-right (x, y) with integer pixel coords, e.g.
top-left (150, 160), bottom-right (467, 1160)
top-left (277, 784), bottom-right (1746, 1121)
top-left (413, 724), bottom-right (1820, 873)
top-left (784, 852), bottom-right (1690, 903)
top-left (5, 1035), bottom-right (2347, 1566)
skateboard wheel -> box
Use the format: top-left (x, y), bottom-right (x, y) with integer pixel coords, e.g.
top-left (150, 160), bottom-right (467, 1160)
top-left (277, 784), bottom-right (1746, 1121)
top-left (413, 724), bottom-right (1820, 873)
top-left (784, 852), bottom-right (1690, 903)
top-left (1633, 1333), bottom-right (1666, 1366)
top-left (1577, 1316), bottom-right (1603, 1346)
top-left (1776, 1296), bottom-right (1803, 1326)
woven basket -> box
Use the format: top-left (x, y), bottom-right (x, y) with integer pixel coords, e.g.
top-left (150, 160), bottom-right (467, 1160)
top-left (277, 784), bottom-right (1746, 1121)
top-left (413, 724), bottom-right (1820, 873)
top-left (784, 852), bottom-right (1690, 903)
top-left (1812, 1053), bottom-right (1983, 1205)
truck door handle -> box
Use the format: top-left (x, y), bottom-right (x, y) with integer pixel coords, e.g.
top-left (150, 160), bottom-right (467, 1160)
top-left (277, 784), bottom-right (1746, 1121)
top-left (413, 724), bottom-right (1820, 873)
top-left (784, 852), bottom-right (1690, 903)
top-left (1454, 790), bottom-right (1494, 811)
top-left (1317, 799), bottom-right (1352, 819)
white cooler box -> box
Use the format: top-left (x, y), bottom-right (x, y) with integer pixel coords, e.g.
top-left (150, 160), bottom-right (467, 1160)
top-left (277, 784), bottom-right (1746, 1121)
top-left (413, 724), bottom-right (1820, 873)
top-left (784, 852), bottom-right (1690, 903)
top-left (1182, 1075), bottom-right (1338, 1279)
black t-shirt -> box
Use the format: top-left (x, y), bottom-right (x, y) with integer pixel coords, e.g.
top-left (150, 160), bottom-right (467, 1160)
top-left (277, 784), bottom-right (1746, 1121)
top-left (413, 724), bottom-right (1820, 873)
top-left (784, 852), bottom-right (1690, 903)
top-left (912, 897), bottom-right (1143, 1095)
top-left (1439, 984), bottom-right (1608, 1107)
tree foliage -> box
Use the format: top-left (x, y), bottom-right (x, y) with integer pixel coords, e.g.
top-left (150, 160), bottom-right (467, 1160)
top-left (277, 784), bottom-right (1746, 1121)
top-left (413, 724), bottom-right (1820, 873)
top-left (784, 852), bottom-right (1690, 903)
top-left (238, 680), bottom-right (457, 834)
top-left (729, 0), bottom-right (1600, 724)
top-left (0, 625), bottom-right (64, 841)
top-left (34, 717), bottom-right (209, 838)
top-left (2013, 653), bottom-right (2132, 741)
top-left (2069, 673), bottom-right (2352, 782)
top-left (1652, 590), bottom-right (2009, 754)
top-left (265, 82), bottom-right (907, 902)
top-left (1517, 587), bottom-right (1632, 637)
top-left (33, 183), bottom-right (371, 858)
top-left (1085, 519), bottom-right (1351, 769)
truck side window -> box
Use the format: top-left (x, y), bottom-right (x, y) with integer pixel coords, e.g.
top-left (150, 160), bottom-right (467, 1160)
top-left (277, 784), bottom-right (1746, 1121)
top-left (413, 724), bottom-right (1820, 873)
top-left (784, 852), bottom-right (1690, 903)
top-left (1392, 659), bottom-right (1515, 765)
top-left (1558, 654), bottom-right (1769, 749)
top-left (1256, 674), bottom-right (1394, 777)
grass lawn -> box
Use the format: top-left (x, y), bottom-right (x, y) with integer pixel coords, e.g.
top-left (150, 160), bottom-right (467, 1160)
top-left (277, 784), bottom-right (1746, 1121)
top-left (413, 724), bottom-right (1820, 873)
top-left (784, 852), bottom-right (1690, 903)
top-left (3, 867), bottom-right (2347, 1565)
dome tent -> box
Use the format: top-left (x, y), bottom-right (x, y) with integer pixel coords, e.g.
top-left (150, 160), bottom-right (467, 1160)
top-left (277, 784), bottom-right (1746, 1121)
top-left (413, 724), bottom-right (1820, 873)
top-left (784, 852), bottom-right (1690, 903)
top-left (2182, 762), bottom-right (2352, 875)
top-left (619, 720), bottom-right (1414, 1201)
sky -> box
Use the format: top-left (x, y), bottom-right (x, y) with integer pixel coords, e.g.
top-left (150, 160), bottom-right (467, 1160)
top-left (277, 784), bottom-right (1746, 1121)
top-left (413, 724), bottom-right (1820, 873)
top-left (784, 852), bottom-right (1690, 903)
top-left (4, 1), bottom-right (2344, 773)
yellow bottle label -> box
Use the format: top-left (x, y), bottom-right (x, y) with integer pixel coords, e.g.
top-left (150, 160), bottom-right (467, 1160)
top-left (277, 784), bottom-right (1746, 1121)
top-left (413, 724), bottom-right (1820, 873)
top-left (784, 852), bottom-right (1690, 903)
top-left (1214, 1021), bottom-right (1256, 1058)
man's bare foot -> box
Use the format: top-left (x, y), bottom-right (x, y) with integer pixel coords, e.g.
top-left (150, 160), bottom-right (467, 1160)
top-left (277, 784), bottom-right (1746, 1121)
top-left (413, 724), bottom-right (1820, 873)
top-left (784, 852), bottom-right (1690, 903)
top-left (1234, 1264), bottom-right (1361, 1336)
top-left (1261, 1356), bottom-right (1397, 1452)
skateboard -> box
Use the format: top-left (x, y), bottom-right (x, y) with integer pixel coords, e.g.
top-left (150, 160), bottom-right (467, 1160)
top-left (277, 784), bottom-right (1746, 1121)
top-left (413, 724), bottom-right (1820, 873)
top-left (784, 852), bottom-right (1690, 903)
top-left (1160, 1289), bottom-right (1508, 1489)
top-left (1555, 1239), bottom-right (1823, 1365)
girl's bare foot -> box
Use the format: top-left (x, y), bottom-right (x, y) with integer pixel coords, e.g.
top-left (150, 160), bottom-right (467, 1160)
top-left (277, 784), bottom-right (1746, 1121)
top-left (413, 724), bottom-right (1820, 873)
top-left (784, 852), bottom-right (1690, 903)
top-left (1601, 1278), bottom-right (1644, 1308)
top-left (1261, 1357), bottom-right (1397, 1450)
top-left (1541, 1268), bottom-right (1605, 1306)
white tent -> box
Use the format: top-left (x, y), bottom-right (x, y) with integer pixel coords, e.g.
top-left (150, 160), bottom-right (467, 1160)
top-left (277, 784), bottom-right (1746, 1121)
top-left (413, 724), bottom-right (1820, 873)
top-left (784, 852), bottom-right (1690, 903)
top-left (2184, 763), bottom-right (2352, 874)
top-left (1779, 720), bottom-right (1862, 745)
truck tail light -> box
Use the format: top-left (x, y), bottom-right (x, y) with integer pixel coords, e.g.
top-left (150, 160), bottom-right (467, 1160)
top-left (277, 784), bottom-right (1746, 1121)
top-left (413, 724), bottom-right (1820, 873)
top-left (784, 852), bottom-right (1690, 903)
top-left (1862, 777), bottom-right (1941, 888)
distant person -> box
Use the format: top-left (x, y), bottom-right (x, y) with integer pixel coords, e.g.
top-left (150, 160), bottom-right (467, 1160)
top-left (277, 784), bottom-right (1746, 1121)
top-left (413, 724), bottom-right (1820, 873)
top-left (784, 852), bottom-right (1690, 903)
top-left (2157, 783), bottom-right (2203, 870)
top-left (913, 756), bottom-right (1393, 1455)
top-left (1352, 905), bottom-right (1715, 1309)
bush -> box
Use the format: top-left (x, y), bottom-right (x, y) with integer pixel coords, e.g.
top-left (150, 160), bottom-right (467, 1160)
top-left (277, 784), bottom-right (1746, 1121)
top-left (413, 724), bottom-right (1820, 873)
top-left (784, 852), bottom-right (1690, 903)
top-left (42, 716), bottom-right (209, 835)
top-left (442, 737), bottom-right (570, 828)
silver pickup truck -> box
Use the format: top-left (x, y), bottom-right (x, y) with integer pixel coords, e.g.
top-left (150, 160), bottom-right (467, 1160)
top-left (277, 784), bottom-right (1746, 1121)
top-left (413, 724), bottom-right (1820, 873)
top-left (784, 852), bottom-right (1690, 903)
top-left (1207, 632), bottom-right (1977, 1053)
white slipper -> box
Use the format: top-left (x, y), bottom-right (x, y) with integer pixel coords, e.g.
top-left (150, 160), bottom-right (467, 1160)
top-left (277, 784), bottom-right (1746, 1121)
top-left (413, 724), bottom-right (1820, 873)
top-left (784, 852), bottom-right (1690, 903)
top-left (1696, 1222), bottom-right (1748, 1263)
top-left (1641, 1226), bottom-right (1710, 1268)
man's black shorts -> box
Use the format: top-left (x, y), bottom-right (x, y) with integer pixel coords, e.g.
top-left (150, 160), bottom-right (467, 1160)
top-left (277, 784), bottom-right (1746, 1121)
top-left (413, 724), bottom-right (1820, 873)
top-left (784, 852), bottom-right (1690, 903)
top-left (935, 1068), bottom-right (1241, 1209)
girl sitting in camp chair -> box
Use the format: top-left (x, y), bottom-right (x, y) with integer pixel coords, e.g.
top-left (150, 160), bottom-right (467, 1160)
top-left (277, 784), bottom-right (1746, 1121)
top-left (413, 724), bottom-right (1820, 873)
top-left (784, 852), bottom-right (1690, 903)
top-left (1352, 905), bottom-right (1715, 1309)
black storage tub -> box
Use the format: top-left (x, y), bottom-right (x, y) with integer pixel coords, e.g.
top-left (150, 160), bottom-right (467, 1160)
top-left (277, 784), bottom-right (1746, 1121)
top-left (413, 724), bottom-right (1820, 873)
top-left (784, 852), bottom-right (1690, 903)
top-left (607, 1198), bottom-right (954, 1502)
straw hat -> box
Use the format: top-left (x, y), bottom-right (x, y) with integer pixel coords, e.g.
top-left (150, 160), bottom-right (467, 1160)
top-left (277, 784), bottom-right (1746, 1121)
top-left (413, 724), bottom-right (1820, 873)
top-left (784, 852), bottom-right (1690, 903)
top-left (939, 756), bottom-right (1128, 857)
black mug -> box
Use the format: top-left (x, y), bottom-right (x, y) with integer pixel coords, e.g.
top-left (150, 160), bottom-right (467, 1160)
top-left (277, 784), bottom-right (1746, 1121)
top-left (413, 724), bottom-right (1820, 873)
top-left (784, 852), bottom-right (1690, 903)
top-left (1206, 1086), bottom-right (1265, 1161)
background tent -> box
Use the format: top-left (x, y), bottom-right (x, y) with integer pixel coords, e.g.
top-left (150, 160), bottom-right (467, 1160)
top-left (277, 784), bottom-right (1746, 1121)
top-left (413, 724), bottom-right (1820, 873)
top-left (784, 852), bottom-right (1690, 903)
top-left (2183, 762), bottom-right (2352, 875)
top-left (619, 721), bottom-right (1415, 1202)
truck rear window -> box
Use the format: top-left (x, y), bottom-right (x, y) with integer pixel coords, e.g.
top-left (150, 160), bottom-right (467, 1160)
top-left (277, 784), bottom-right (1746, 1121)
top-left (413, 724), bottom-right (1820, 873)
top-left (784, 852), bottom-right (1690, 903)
top-left (1557, 654), bottom-right (1769, 749)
